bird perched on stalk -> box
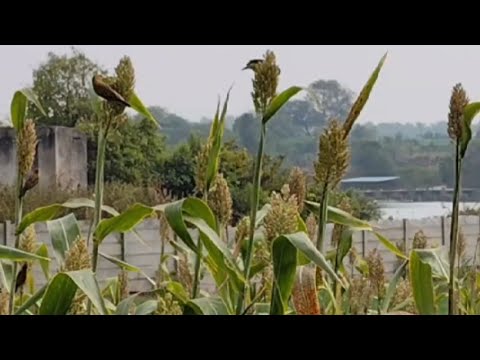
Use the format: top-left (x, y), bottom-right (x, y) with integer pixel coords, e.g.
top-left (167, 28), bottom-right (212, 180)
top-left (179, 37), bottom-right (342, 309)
top-left (92, 74), bottom-right (131, 107)
top-left (243, 59), bottom-right (264, 71)
top-left (20, 168), bottom-right (38, 199)
top-left (15, 263), bottom-right (28, 293)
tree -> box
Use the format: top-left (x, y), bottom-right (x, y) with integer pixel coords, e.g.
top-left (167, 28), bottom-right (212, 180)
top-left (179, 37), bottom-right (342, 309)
top-left (233, 112), bottom-right (259, 154)
top-left (84, 118), bottom-right (165, 185)
top-left (30, 47), bottom-right (104, 127)
top-left (159, 136), bottom-right (201, 199)
top-left (308, 80), bottom-right (354, 123)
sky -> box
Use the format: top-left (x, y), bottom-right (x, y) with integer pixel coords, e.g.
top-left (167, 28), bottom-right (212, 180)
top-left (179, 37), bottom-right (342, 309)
top-left (1, 45), bottom-right (480, 124)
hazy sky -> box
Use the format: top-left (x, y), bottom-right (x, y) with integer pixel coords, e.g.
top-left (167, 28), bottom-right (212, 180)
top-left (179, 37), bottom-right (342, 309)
top-left (1, 45), bottom-right (479, 124)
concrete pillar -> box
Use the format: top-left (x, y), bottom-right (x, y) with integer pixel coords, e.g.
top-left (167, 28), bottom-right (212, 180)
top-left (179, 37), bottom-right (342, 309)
top-left (0, 127), bottom-right (17, 187)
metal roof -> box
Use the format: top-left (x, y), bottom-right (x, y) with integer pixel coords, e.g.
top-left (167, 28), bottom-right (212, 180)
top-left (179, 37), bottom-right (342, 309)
top-left (341, 176), bottom-right (400, 183)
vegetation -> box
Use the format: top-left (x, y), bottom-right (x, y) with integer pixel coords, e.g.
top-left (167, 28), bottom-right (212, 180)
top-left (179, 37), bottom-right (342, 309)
top-left (1, 47), bottom-right (480, 316)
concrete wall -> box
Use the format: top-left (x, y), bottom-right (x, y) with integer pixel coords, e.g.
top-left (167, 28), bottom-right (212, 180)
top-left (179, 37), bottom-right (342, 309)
top-left (0, 127), bottom-right (17, 186)
top-left (0, 126), bottom-right (87, 191)
top-left (1, 216), bottom-right (479, 293)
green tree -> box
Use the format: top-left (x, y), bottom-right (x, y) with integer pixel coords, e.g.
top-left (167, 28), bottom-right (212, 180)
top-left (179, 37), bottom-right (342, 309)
top-left (159, 136), bottom-right (201, 199)
top-left (30, 47), bottom-right (104, 127)
top-left (84, 118), bottom-right (165, 185)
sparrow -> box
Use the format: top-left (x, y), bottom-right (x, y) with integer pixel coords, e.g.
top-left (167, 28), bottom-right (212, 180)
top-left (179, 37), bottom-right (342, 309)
top-left (20, 168), bottom-right (39, 199)
top-left (15, 263), bottom-right (28, 293)
top-left (242, 59), bottom-right (264, 71)
top-left (92, 74), bottom-right (131, 107)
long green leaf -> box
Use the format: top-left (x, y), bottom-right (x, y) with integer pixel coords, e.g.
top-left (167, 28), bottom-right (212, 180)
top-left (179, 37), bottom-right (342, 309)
top-left (46, 213), bottom-right (81, 264)
top-left (336, 228), bottom-right (353, 270)
top-left (382, 260), bottom-right (408, 313)
top-left (17, 198), bottom-right (115, 235)
top-left (94, 204), bottom-right (154, 244)
top-left (36, 244), bottom-right (51, 281)
top-left (270, 232), bottom-right (342, 315)
top-left (263, 86), bottom-right (303, 124)
top-left (15, 284), bottom-right (48, 315)
top-left (460, 102), bottom-right (480, 158)
top-left (184, 297), bottom-right (230, 315)
top-left (185, 216), bottom-right (245, 290)
top-left (10, 89), bottom-right (45, 131)
top-left (162, 199), bottom-right (197, 252)
top-left (271, 236), bottom-right (298, 315)
top-left (0, 261), bottom-right (13, 290)
top-left (343, 53), bottom-right (387, 136)
top-left (414, 248), bottom-right (449, 281)
top-left (165, 281), bottom-right (190, 305)
top-left (374, 232), bottom-right (408, 260)
top-left (305, 201), bottom-right (372, 230)
top-left (10, 91), bottom-right (27, 131)
top-left (410, 251), bottom-right (435, 315)
top-left (21, 88), bottom-right (46, 116)
top-left (39, 274), bottom-right (77, 315)
top-left (99, 252), bottom-right (140, 272)
top-left (135, 300), bottom-right (158, 315)
top-left (206, 89), bottom-right (231, 190)
top-left (0, 245), bottom-right (50, 262)
top-left (129, 92), bottom-right (157, 125)
top-left (40, 270), bottom-right (107, 315)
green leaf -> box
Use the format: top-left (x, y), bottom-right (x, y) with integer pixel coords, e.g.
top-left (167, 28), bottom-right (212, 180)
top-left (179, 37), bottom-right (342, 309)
top-left (410, 250), bottom-right (435, 315)
top-left (36, 244), bottom-right (51, 281)
top-left (15, 284), bottom-right (48, 315)
top-left (305, 201), bottom-right (372, 230)
top-left (270, 232), bottom-right (341, 315)
top-left (0, 261), bottom-right (13, 290)
top-left (413, 248), bottom-right (449, 281)
top-left (263, 86), bottom-right (303, 124)
top-left (161, 199), bottom-right (198, 252)
top-left (255, 204), bottom-right (271, 227)
top-left (374, 232), bottom-right (408, 260)
top-left (206, 89), bottom-right (231, 190)
top-left (382, 260), bottom-right (408, 313)
top-left (116, 294), bottom-right (137, 315)
top-left (129, 92), bottom-right (157, 125)
top-left (135, 300), bottom-right (158, 315)
top-left (17, 198), bottom-right (115, 236)
top-left (46, 213), bottom-right (81, 264)
top-left (186, 215), bottom-right (245, 290)
top-left (296, 215), bottom-right (311, 266)
top-left (270, 236), bottom-right (298, 315)
top-left (336, 228), bottom-right (353, 271)
top-left (10, 89), bottom-right (45, 132)
top-left (460, 102), bottom-right (480, 158)
top-left (40, 270), bottom-right (107, 315)
top-left (10, 91), bottom-right (27, 132)
top-left (165, 281), bottom-right (190, 305)
top-left (99, 252), bottom-right (140, 272)
top-left (94, 204), bottom-right (154, 244)
top-left (0, 245), bottom-right (50, 262)
top-left (184, 297), bottom-right (230, 315)
top-left (343, 53), bottom-right (387, 136)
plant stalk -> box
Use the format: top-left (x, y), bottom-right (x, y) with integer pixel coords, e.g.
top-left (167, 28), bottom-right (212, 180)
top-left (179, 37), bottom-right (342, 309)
top-left (317, 183), bottom-right (330, 253)
top-left (448, 142), bottom-right (462, 315)
top-left (8, 167), bottom-right (24, 315)
top-left (236, 124), bottom-right (266, 315)
top-left (192, 192), bottom-right (208, 298)
top-left (88, 128), bottom-right (106, 315)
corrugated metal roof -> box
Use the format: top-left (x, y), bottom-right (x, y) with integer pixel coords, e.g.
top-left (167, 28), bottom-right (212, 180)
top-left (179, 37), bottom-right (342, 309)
top-left (341, 176), bottom-right (399, 183)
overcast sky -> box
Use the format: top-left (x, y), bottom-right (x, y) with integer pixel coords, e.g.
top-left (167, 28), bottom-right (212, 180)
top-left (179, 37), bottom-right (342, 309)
top-left (1, 45), bottom-right (479, 124)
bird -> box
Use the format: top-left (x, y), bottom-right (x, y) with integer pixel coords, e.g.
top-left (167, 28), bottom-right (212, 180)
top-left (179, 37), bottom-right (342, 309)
top-left (242, 59), bottom-right (263, 71)
top-left (20, 168), bottom-right (39, 199)
top-left (15, 263), bottom-right (28, 293)
top-left (92, 74), bottom-right (131, 107)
